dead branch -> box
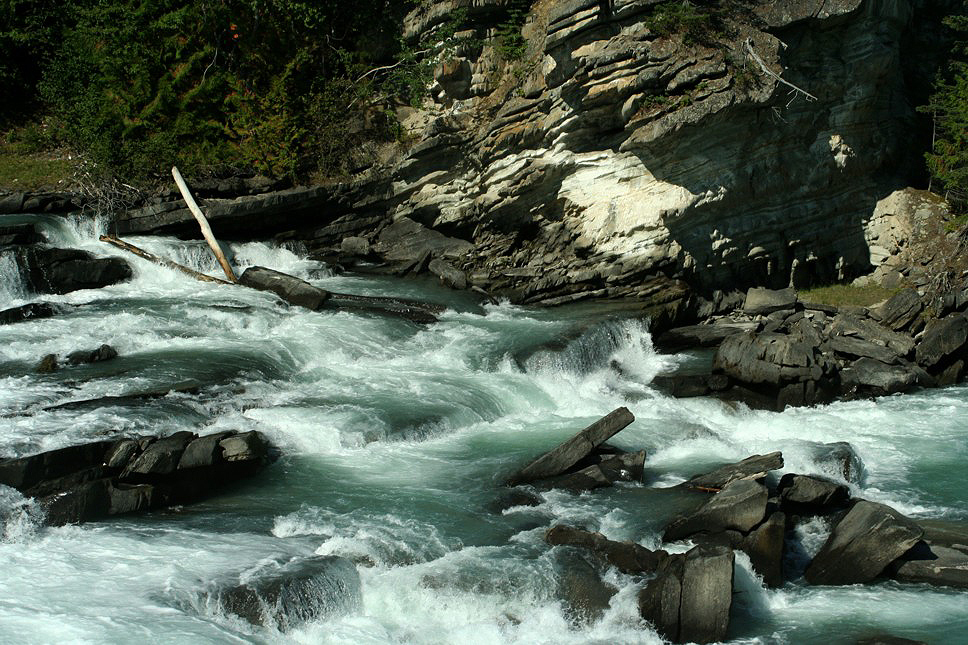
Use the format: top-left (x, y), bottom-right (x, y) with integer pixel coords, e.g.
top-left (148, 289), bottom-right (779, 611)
top-left (171, 166), bottom-right (238, 283)
top-left (744, 37), bottom-right (817, 104)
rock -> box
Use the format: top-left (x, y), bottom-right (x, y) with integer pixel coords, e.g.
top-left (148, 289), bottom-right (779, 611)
top-left (741, 511), bottom-right (786, 588)
top-left (855, 636), bottom-right (927, 645)
top-left (684, 452), bottom-right (784, 490)
top-left (0, 223), bottom-right (43, 246)
top-left (220, 431), bottom-right (268, 462)
top-left (239, 266), bottom-right (329, 310)
top-left (743, 287), bottom-right (797, 316)
top-left (0, 302), bottom-right (60, 325)
top-left (639, 544), bottom-right (734, 644)
top-left (35, 354), bottom-right (58, 373)
top-left (178, 432), bottom-right (233, 470)
top-left (487, 488), bottom-right (543, 513)
top-left (654, 322), bottom-right (758, 352)
top-left (218, 556), bottom-right (362, 630)
top-left (553, 548), bottom-right (617, 625)
top-left (828, 336), bottom-right (901, 365)
top-left (0, 192), bottom-right (25, 214)
top-left (121, 432), bottom-right (195, 478)
top-left (545, 525), bottom-right (665, 575)
top-left (339, 236), bottom-right (370, 256)
top-left (870, 289), bottom-right (923, 331)
top-left (66, 344), bottom-right (118, 366)
top-left (778, 474), bottom-right (849, 512)
top-left (805, 500), bottom-right (924, 585)
top-left (810, 441), bottom-right (864, 483)
top-left (374, 217), bottom-right (474, 263)
top-left (714, 331), bottom-right (821, 386)
top-left (828, 314), bottom-right (915, 357)
top-left (840, 357), bottom-right (921, 395)
top-left (103, 439), bottom-right (140, 470)
top-left (889, 540), bottom-right (968, 589)
top-left (0, 441), bottom-right (114, 490)
top-left (16, 247), bottom-right (132, 294)
top-left (915, 313), bottom-right (968, 371)
top-left (664, 479), bottom-right (769, 542)
top-left (427, 257), bottom-right (467, 289)
top-left (506, 407), bottom-right (635, 486)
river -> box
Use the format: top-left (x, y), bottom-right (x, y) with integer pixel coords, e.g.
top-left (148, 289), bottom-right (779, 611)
top-left (0, 213), bottom-right (966, 644)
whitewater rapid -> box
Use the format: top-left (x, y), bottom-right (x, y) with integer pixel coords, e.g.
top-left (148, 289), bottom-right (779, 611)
top-left (0, 213), bottom-right (966, 644)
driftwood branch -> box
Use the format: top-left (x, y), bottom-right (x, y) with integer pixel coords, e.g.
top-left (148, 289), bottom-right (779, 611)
top-left (743, 38), bottom-right (817, 103)
top-left (99, 235), bottom-right (234, 285)
top-left (355, 49), bottom-right (430, 83)
top-left (171, 166), bottom-right (238, 283)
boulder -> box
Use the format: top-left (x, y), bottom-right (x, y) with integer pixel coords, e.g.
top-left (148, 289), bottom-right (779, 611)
top-left (178, 432), bottom-right (233, 470)
top-left (374, 217), bottom-right (474, 263)
top-left (855, 636), bottom-right (927, 645)
top-left (743, 287), bottom-right (798, 316)
top-left (339, 236), bottom-right (371, 256)
top-left (889, 540), bottom-right (968, 589)
top-left (427, 257), bottom-right (467, 290)
top-left (16, 247), bottom-right (132, 294)
top-left (66, 344), bottom-right (118, 366)
top-left (684, 452), bottom-right (784, 490)
top-left (651, 373), bottom-right (730, 398)
top-left (104, 440), bottom-right (140, 469)
top-left (915, 313), bottom-right (968, 370)
top-left (0, 223), bottom-right (44, 246)
top-left (654, 322), bottom-right (757, 352)
top-left (218, 556), bottom-right (362, 630)
top-left (840, 358), bottom-right (922, 395)
top-left (664, 479), bottom-right (769, 541)
top-left (741, 510), bottom-right (786, 588)
top-left (506, 407), bottom-right (635, 486)
top-left (545, 525), bottom-right (665, 575)
top-left (778, 474), bottom-right (849, 512)
top-left (121, 432), bottom-right (195, 478)
top-left (870, 289), bottom-right (923, 331)
top-left (220, 432), bottom-right (268, 462)
top-left (828, 314), bottom-right (915, 357)
top-left (0, 302), bottom-right (60, 325)
top-left (239, 266), bottom-right (329, 310)
top-left (36, 354), bottom-right (58, 373)
top-left (487, 488), bottom-right (543, 513)
top-left (805, 500), bottom-right (924, 585)
top-left (639, 544), bottom-right (734, 644)
top-left (714, 331), bottom-right (822, 387)
top-left (0, 440), bottom-right (114, 490)
top-left (810, 441), bottom-right (865, 483)
top-left (828, 336), bottom-right (901, 365)
top-left (553, 548), bottom-right (617, 625)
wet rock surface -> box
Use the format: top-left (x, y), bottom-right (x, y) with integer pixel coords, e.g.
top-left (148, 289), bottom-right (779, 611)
top-left (15, 247), bottom-right (132, 294)
top-left (0, 431), bottom-right (276, 525)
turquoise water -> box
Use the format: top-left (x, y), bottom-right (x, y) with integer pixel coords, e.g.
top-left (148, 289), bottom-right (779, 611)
top-left (0, 214), bottom-right (966, 644)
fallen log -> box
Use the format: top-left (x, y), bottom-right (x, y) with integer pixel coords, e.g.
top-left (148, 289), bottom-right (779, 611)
top-left (172, 165), bottom-right (238, 283)
top-left (99, 235), bottom-right (233, 284)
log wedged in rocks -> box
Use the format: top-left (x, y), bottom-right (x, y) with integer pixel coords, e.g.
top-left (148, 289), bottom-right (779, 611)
top-left (805, 500), bottom-right (924, 585)
top-left (0, 430), bottom-right (276, 525)
top-left (664, 479), bottom-right (769, 541)
top-left (217, 555), bottom-right (362, 630)
top-left (506, 407), bottom-right (635, 486)
top-left (545, 524), bottom-right (665, 575)
top-left (16, 247), bottom-right (132, 294)
top-left (683, 451), bottom-right (784, 490)
top-left (638, 544), bottom-right (734, 644)
top-left (0, 302), bottom-right (62, 325)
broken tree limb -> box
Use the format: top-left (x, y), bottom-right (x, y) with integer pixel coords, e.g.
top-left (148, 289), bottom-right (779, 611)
top-left (99, 235), bottom-right (233, 285)
top-left (171, 166), bottom-right (238, 283)
top-left (743, 37), bottom-right (817, 103)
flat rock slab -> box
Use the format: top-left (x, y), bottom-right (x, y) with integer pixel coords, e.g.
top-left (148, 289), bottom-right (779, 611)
top-left (891, 541), bottom-right (968, 589)
top-left (665, 479), bottom-right (769, 541)
top-left (684, 451), bottom-right (783, 490)
top-left (506, 407), bottom-right (634, 485)
top-left (805, 500), bottom-right (924, 585)
top-left (870, 288), bottom-right (922, 331)
top-left (743, 287), bottom-right (797, 316)
top-left (240, 266), bottom-right (329, 310)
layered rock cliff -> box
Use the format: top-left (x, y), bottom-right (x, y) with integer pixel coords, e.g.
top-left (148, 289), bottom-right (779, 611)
top-left (118, 0), bottom-right (952, 319)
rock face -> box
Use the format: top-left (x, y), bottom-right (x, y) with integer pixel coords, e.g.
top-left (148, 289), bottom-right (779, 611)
top-left (114, 1), bottom-right (947, 317)
top-left (218, 555), bottom-right (362, 630)
top-left (805, 500), bottom-right (924, 585)
top-left (16, 248), bottom-right (132, 294)
top-left (0, 431), bottom-right (275, 525)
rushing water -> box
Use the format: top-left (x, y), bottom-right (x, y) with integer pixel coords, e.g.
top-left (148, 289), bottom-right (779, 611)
top-left (1, 214), bottom-right (967, 644)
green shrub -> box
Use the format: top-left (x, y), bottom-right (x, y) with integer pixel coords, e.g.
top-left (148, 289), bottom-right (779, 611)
top-left (646, 1), bottom-right (722, 44)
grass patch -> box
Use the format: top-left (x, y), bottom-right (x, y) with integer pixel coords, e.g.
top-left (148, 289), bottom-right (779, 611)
top-left (0, 144), bottom-right (76, 192)
top-left (798, 284), bottom-right (902, 307)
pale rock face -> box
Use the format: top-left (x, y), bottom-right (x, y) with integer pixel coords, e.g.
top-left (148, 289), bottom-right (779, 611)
top-left (862, 188), bottom-right (949, 270)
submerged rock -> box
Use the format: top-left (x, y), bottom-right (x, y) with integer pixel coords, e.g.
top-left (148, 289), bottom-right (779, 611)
top-left (0, 302), bottom-right (61, 325)
top-left (66, 344), bottom-right (118, 366)
top-left (218, 556), bottom-right (362, 630)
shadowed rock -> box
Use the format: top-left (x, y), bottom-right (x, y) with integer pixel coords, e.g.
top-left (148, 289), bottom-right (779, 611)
top-left (805, 500), bottom-right (923, 585)
top-left (742, 510), bottom-right (786, 588)
top-left (0, 302), bottom-right (60, 325)
top-left (778, 474), bottom-right (850, 512)
top-left (664, 479), bottom-right (769, 542)
top-left (553, 548), bottom-right (617, 626)
top-left (506, 407), bottom-right (635, 486)
top-left (16, 247), bottom-right (132, 294)
top-left (870, 288), bottom-right (923, 331)
top-left (66, 344), bottom-right (118, 366)
top-left (889, 540), bottom-right (968, 589)
top-left (915, 313), bottom-right (968, 370)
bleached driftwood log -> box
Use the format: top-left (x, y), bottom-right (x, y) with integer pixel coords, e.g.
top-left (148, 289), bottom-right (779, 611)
top-left (99, 234), bottom-right (233, 285)
top-left (171, 166), bottom-right (238, 283)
